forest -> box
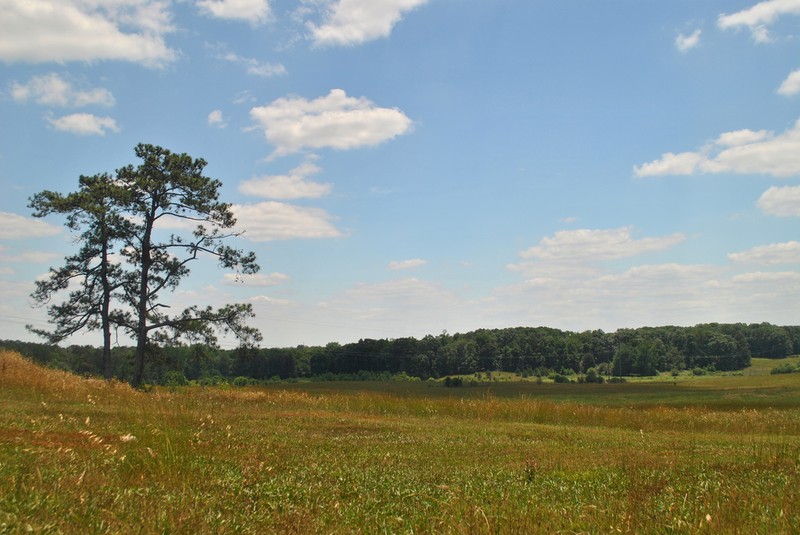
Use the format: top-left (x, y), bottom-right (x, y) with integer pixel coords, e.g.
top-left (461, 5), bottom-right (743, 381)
top-left (3, 322), bottom-right (798, 386)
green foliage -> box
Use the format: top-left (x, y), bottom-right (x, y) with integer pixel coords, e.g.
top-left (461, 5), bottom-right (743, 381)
top-left (585, 367), bottom-right (604, 384)
top-left (6, 321), bottom-right (799, 385)
top-left (771, 363), bottom-right (800, 375)
top-left (28, 144), bottom-right (261, 387)
top-left (163, 370), bottom-right (188, 387)
top-left (443, 376), bottom-right (463, 387)
top-left (232, 376), bottom-right (255, 386)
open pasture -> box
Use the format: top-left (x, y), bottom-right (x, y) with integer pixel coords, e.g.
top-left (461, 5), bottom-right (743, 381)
top-left (2, 350), bottom-right (799, 533)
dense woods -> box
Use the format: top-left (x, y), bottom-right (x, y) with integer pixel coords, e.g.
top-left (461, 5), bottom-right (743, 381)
top-left (4, 322), bottom-right (799, 385)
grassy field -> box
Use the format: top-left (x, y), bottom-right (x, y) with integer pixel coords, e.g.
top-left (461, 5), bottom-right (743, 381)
top-left (2, 350), bottom-right (800, 533)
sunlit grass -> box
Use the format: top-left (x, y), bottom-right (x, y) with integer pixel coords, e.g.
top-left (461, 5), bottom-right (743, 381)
top-left (2, 349), bottom-right (800, 533)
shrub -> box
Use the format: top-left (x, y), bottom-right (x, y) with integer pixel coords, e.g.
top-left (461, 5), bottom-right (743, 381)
top-left (585, 368), bottom-right (604, 384)
top-left (443, 376), bottom-right (463, 387)
top-left (771, 363), bottom-right (800, 375)
top-left (551, 374), bottom-right (571, 384)
top-left (199, 374), bottom-right (227, 386)
top-left (163, 370), bottom-right (188, 387)
top-left (233, 376), bottom-right (253, 387)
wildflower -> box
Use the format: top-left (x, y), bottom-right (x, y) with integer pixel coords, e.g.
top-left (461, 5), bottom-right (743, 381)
top-left (120, 434), bottom-right (136, 442)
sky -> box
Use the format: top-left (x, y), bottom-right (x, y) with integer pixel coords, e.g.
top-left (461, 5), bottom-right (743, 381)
top-left (0, 0), bottom-right (799, 349)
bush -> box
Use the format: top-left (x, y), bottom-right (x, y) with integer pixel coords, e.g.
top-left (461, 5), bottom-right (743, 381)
top-left (551, 373), bottom-right (571, 384)
top-left (199, 374), bottom-right (227, 386)
top-left (233, 376), bottom-right (254, 386)
top-left (585, 368), bottom-right (604, 384)
top-left (163, 370), bottom-right (188, 387)
top-left (443, 376), bottom-right (463, 387)
top-left (771, 362), bottom-right (800, 375)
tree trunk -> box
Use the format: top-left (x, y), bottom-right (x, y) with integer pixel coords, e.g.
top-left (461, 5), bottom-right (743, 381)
top-left (100, 231), bottom-right (113, 380)
top-left (132, 214), bottom-right (154, 388)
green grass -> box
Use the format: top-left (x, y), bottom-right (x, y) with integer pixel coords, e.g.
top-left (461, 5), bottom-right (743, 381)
top-left (2, 350), bottom-right (800, 533)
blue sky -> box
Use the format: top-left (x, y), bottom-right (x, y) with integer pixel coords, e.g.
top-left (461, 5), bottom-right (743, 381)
top-left (1, 0), bottom-right (799, 348)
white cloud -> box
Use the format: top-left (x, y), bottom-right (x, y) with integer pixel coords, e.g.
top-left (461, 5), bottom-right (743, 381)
top-left (716, 128), bottom-right (771, 147)
top-left (0, 212), bottom-right (61, 239)
top-left (718, 0), bottom-right (800, 43)
top-left (233, 201), bottom-right (342, 241)
top-left (245, 61), bottom-right (286, 77)
top-left (223, 272), bottom-right (289, 286)
top-left (778, 69), bottom-right (800, 96)
top-left (594, 263), bottom-right (719, 297)
top-left (516, 227), bottom-right (685, 262)
top-left (250, 89), bottom-right (413, 158)
top-left (757, 185), bottom-right (800, 216)
top-left (308, 0), bottom-right (428, 46)
top-left (635, 118), bottom-right (800, 178)
top-left (388, 258), bottom-right (427, 271)
top-left (197, 0), bottom-right (271, 24)
top-left (45, 113), bottom-right (120, 136)
top-left (215, 48), bottom-right (286, 77)
top-left (728, 241), bottom-right (800, 264)
top-left (208, 109), bottom-right (227, 128)
top-left (732, 271), bottom-right (800, 283)
top-left (239, 160), bottom-right (331, 199)
top-left (0, 249), bottom-right (60, 264)
top-left (0, 0), bottom-right (176, 67)
top-left (10, 73), bottom-right (114, 107)
top-left (633, 151), bottom-right (706, 177)
top-left (675, 29), bottom-right (701, 52)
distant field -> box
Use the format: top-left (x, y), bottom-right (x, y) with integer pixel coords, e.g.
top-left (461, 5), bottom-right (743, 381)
top-left (2, 350), bottom-right (799, 533)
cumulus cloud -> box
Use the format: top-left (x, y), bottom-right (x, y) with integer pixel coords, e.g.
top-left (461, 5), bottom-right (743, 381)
top-left (757, 185), bottom-right (800, 216)
top-left (388, 258), bottom-right (427, 271)
top-left (634, 118), bottom-right (800, 178)
top-left (208, 109), bottom-right (227, 128)
top-left (222, 272), bottom-right (289, 286)
top-left (0, 0), bottom-right (176, 67)
top-left (233, 201), bottom-right (341, 241)
top-left (516, 227), bottom-right (685, 262)
top-left (197, 0), bottom-right (271, 24)
top-left (239, 160), bottom-right (331, 199)
top-left (718, 0), bottom-right (800, 43)
top-left (728, 241), bottom-right (800, 264)
top-left (778, 69), bottom-right (800, 96)
top-left (308, 0), bottom-right (428, 46)
top-left (45, 113), bottom-right (120, 136)
top-left (675, 29), bottom-right (701, 52)
top-left (715, 128), bottom-right (771, 147)
top-left (0, 212), bottom-right (61, 239)
top-left (10, 73), bottom-right (114, 107)
top-left (250, 89), bottom-right (413, 158)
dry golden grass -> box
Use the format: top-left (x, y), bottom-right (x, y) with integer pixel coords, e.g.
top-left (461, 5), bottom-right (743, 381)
top-left (0, 349), bottom-right (134, 402)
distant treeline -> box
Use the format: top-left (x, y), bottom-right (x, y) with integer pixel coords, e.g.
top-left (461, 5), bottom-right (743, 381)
top-left (3, 322), bottom-right (799, 385)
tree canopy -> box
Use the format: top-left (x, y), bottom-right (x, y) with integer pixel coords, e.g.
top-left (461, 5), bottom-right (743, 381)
top-left (29, 144), bottom-right (261, 386)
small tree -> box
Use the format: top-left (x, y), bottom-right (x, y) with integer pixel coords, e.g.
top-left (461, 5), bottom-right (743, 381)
top-left (28, 173), bottom-right (131, 379)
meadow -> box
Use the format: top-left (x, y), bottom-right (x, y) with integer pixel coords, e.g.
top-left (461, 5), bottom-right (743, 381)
top-left (1, 350), bottom-right (799, 533)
